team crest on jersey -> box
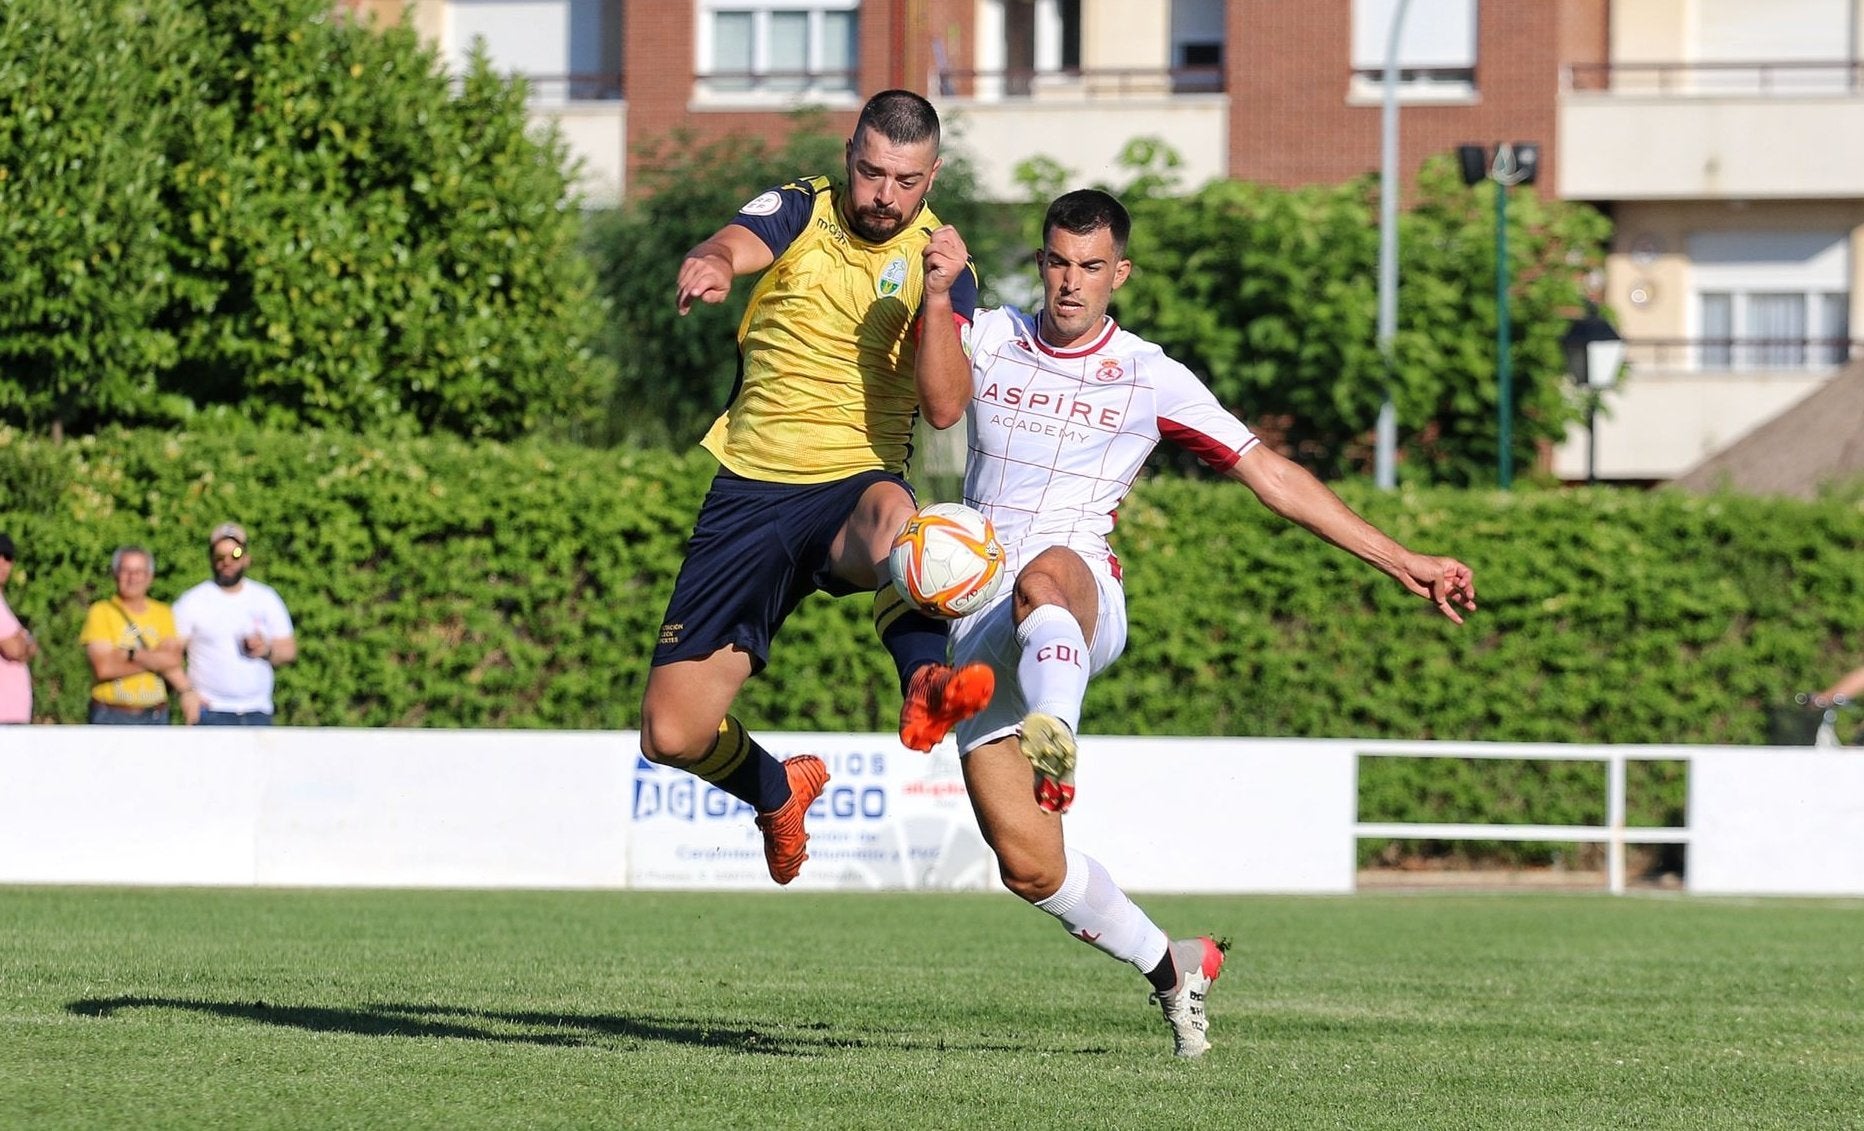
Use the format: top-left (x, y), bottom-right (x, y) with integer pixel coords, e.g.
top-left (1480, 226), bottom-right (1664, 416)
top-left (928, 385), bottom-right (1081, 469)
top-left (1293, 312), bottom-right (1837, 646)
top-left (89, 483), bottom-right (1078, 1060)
top-left (739, 190), bottom-right (783, 217)
top-left (1094, 358), bottom-right (1125, 382)
top-left (878, 255), bottom-right (909, 298)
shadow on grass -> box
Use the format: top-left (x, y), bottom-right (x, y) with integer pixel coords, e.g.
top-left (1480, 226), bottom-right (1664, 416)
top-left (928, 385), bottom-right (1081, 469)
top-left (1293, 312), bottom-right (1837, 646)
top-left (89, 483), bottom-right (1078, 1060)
top-left (65, 996), bottom-right (1062, 1057)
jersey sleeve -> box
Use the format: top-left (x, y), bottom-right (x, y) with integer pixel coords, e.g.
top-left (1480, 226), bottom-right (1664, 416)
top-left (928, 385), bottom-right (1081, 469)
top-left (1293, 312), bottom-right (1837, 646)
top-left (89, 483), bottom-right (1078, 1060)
top-left (1153, 358), bottom-right (1261, 473)
top-left (727, 180), bottom-right (817, 259)
top-left (78, 602), bottom-right (113, 646)
top-left (945, 260), bottom-right (979, 324)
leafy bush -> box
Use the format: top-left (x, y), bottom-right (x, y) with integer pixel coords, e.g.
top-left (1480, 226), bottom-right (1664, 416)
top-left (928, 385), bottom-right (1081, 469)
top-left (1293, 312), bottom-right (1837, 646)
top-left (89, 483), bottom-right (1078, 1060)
top-left (5, 427), bottom-right (1860, 737)
top-left (0, 0), bottom-right (612, 440)
top-left (5, 427), bottom-right (1860, 869)
top-left (1115, 158), bottom-right (1611, 484)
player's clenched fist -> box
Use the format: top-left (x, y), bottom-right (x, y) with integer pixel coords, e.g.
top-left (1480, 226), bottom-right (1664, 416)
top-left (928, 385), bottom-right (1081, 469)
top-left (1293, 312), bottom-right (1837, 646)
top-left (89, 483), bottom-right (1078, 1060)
top-left (675, 251), bottom-right (733, 315)
top-left (922, 224), bottom-right (968, 297)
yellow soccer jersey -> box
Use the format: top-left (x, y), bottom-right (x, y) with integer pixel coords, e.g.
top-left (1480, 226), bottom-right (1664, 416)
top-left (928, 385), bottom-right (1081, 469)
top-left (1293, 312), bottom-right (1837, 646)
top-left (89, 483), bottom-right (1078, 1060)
top-left (700, 176), bottom-right (979, 483)
top-left (79, 598), bottom-right (176, 708)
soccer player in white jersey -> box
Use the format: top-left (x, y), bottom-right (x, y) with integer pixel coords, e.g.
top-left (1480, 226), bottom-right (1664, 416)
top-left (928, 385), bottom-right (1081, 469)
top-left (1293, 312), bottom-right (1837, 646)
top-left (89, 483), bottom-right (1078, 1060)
top-left (951, 189), bottom-right (1479, 1057)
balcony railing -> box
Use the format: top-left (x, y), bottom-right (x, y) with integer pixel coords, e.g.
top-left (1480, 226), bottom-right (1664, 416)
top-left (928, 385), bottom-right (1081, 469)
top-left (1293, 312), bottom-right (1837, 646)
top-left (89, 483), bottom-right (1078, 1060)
top-left (1625, 338), bottom-right (1862, 373)
top-left (934, 66), bottom-right (1225, 99)
top-left (694, 68), bottom-right (860, 98)
top-left (457, 72), bottom-right (625, 102)
top-left (1565, 60), bottom-right (1864, 96)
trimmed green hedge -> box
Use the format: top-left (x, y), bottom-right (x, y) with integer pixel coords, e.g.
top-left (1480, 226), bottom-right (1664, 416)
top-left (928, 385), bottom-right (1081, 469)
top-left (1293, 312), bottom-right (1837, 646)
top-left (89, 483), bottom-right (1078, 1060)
top-left (7, 426), bottom-right (1860, 867)
top-left (4, 426), bottom-right (1860, 739)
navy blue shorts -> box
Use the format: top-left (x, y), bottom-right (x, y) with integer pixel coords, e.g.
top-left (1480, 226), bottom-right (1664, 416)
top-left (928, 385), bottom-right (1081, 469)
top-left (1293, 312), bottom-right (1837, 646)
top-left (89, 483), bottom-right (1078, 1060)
top-left (653, 468), bottom-right (912, 672)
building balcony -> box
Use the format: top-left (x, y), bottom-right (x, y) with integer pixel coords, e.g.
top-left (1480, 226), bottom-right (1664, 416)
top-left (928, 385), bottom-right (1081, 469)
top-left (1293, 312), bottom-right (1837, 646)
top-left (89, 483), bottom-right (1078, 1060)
top-left (933, 67), bottom-right (1227, 200)
top-left (1550, 337), bottom-right (1862, 481)
top-left (1559, 62), bottom-right (1864, 201)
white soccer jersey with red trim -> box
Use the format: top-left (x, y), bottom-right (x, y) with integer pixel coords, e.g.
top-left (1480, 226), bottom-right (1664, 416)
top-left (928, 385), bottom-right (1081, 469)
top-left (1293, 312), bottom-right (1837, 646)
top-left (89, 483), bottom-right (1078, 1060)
top-left (963, 306), bottom-right (1260, 574)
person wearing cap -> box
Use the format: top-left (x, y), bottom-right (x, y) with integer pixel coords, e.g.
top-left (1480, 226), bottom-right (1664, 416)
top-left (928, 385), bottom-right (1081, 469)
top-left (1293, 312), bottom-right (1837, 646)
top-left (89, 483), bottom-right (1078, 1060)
top-left (172, 523), bottom-right (296, 725)
top-left (0, 532), bottom-right (39, 724)
top-left (79, 546), bottom-right (194, 724)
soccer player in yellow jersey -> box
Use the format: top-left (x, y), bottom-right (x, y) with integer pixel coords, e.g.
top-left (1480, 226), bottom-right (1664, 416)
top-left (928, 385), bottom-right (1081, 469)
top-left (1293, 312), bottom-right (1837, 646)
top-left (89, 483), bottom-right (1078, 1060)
top-left (640, 90), bottom-right (995, 885)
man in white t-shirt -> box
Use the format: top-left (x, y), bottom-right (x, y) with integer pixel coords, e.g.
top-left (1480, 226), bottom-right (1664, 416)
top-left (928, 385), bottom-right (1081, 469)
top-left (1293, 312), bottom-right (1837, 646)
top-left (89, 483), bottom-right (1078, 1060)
top-left (950, 190), bottom-right (1480, 1058)
top-left (173, 523), bottom-right (297, 725)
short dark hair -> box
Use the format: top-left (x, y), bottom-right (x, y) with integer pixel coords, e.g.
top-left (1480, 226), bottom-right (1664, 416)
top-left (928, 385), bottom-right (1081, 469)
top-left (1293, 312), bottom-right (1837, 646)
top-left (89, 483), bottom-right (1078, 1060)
top-left (1043, 189), bottom-right (1132, 257)
top-left (853, 89), bottom-right (941, 148)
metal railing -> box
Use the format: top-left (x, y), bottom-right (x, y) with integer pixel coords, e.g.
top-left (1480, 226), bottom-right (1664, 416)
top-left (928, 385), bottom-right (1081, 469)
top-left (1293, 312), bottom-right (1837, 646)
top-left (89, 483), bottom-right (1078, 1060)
top-left (693, 68), bottom-right (859, 97)
top-left (1352, 743), bottom-right (1688, 895)
top-left (1623, 338), bottom-right (1862, 373)
top-left (457, 72), bottom-right (625, 102)
top-left (1565, 59), bottom-right (1864, 96)
top-left (933, 65), bottom-right (1225, 99)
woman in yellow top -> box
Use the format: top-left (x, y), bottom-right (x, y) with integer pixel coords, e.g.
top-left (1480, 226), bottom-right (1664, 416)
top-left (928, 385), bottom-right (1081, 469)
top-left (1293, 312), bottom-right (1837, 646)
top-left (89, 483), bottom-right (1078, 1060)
top-left (79, 546), bottom-right (196, 725)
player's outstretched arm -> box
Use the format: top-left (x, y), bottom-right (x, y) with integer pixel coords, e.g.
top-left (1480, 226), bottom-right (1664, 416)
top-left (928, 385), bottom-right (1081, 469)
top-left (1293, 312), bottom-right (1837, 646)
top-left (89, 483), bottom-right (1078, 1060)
top-left (675, 224), bottom-right (776, 315)
top-left (915, 224), bottom-right (973, 429)
top-left (1227, 445), bottom-right (1478, 624)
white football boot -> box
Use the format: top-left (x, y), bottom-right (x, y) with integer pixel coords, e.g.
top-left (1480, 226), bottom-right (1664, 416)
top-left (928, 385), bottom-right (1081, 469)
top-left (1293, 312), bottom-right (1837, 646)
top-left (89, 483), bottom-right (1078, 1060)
top-left (1151, 935), bottom-right (1228, 1058)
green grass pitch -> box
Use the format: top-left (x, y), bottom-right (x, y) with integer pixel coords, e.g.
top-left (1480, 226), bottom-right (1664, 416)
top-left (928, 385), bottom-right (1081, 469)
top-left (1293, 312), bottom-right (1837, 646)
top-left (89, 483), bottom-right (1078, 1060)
top-left (2, 887), bottom-right (1861, 1130)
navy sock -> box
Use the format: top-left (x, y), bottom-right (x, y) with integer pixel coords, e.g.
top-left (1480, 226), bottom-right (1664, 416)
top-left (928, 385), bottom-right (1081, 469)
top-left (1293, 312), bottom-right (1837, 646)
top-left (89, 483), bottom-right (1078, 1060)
top-left (690, 716), bottom-right (792, 811)
top-left (873, 586), bottom-right (950, 695)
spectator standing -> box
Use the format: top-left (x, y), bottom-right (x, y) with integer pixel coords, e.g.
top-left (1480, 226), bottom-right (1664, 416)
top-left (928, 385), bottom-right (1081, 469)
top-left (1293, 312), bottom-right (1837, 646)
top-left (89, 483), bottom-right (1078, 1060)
top-left (0, 532), bottom-right (38, 724)
top-left (173, 523), bottom-right (296, 725)
top-left (80, 546), bottom-right (195, 724)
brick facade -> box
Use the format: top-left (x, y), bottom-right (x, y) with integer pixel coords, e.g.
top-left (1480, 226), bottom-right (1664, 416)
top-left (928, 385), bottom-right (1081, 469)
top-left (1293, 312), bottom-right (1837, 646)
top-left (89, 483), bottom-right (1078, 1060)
top-left (622, 0), bottom-right (975, 185)
top-left (1228, 0), bottom-right (1607, 192)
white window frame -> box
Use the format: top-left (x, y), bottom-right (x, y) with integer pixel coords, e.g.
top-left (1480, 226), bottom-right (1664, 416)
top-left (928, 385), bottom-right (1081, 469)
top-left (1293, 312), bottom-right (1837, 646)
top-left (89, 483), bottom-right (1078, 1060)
top-left (694, 0), bottom-right (861, 106)
top-left (1347, 0), bottom-right (1479, 105)
top-left (1689, 231), bottom-right (1851, 372)
top-left (444, 0), bottom-right (623, 105)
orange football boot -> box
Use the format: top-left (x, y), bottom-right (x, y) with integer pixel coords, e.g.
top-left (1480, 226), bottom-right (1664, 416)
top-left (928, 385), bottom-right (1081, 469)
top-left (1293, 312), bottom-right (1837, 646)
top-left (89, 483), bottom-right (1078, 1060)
top-left (899, 662), bottom-right (996, 752)
top-left (754, 755), bottom-right (830, 885)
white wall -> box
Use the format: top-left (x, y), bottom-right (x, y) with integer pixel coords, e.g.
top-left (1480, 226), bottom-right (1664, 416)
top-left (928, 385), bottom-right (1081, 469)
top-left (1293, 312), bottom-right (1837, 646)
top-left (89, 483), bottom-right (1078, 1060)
top-left (2, 728), bottom-right (1858, 896)
top-left (939, 98), bottom-right (1227, 200)
top-left (1549, 369), bottom-right (1829, 480)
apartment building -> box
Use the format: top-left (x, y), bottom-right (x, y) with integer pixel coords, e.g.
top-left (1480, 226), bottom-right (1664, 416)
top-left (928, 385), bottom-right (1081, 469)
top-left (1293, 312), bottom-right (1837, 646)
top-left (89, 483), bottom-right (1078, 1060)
top-left (342, 0), bottom-right (1862, 485)
top-left (1558, 0), bottom-right (1864, 482)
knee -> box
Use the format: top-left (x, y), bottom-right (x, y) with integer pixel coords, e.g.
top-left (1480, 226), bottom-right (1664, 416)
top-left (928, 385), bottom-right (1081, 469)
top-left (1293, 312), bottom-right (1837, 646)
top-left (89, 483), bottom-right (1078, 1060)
top-left (638, 706), bottom-right (712, 768)
top-left (996, 849), bottom-right (1067, 904)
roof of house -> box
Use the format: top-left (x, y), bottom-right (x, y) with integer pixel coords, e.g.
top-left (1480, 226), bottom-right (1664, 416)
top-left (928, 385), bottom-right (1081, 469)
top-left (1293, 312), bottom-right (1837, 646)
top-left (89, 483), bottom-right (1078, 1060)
top-left (1671, 361), bottom-right (1864, 499)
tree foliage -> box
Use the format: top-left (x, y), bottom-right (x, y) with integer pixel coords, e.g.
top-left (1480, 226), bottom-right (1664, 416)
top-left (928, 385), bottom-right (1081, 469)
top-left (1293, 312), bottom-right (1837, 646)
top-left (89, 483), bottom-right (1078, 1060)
top-left (0, 0), bottom-right (612, 440)
top-left (1009, 141), bottom-right (1611, 484)
top-left (1112, 156), bottom-right (1611, 484)
top-left (583, 117), bottom-right (1024, 447)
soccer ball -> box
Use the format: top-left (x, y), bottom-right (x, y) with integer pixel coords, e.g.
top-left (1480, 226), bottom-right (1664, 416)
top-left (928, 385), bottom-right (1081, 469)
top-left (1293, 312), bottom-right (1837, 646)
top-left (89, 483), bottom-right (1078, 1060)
top-left (888, 503), bottom-right (1006, 619)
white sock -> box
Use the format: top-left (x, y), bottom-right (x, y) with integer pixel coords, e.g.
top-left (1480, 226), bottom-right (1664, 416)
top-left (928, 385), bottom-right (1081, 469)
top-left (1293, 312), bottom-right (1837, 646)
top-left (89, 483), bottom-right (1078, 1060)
top-left (1015, 604), bottom-right (1090, 733)
top-left (1033, 848), bottom-right (1170, 974)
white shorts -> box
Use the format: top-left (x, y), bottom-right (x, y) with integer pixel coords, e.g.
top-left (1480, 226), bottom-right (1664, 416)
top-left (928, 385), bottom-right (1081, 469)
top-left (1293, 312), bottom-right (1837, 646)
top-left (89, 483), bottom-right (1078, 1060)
top-left (948, 554), bottom-right (1128, 755)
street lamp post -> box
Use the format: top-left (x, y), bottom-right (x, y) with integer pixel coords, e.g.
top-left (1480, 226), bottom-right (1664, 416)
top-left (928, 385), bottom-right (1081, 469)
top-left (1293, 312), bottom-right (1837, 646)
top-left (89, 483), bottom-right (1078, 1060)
top-left (1561, 303), bottom-right (1627, 485)
top-left (1458, 142), bottom-right (1540, 489)
top-left (1374, 0), bottom-right (1414, 491)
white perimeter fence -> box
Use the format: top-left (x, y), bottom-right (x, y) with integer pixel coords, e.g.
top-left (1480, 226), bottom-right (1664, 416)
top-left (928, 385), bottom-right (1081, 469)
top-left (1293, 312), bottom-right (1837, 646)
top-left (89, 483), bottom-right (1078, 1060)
top-left (2, 727), bottom-right (1860, 896)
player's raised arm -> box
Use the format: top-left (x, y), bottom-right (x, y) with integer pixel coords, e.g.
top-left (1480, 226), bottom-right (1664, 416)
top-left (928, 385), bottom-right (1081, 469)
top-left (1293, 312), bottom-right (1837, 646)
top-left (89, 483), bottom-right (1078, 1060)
top-left (915, 223), bottom-right (976, 429)
top-left (1226, 444), bottom-right (1478, 624)
top-left (675, 224), bottom-right (777, 315)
